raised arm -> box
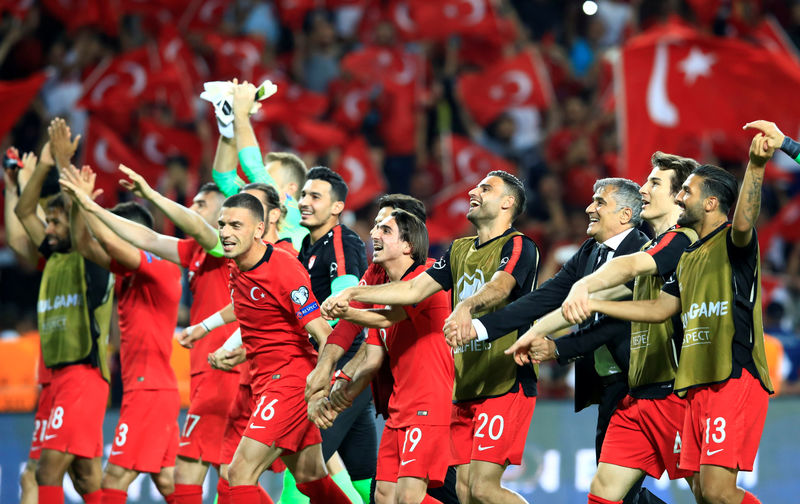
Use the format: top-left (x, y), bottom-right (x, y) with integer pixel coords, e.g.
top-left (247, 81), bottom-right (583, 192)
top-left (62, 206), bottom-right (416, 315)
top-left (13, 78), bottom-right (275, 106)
top-left (118, 164), bottom-right (218, 250)
top-left (589, 290), bottom-right (680, 324)
top-left (211, 135), bottom-right (243, 197)
top-left (321, 272), bottom-right (442, 319)
top-left (731, 128), bottom-right (775, 247)
top-left (14, 140), bottom-right (55, 247)
top-left (4, 150), bottom-right (41, 263)
top-left (61, 167), bottom-right (140, 270)
top-left (232, 81), bottom-right (274, 187)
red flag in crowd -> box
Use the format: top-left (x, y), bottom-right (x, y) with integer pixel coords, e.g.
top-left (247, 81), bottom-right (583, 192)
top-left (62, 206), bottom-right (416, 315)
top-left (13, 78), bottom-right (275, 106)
top-left (0, 72), bottom-right (47, 142)
top-left (138, 119), bottom-right (203, 173)
top-left (329, 79), bottom-right (372, 132)
top-left (618, 18), bottom-right (800, 184)
top-left (83, 120), bottom-right (162, 206)
top-left (457, 50), bottom-right (554, 126)
top-left (752, 15), bottom-right (800, 63)
top-left (288, 118), bottom-right (347, 155)
top-left (41, 0), bottom-right (118, 35)
top-left (408, 0), bottom-right (502, 42)
top-left (178, 0), bottom-right (233, 32)
top-left (274, 0), bottom-right (316, 31)
top-left (79, 48), bottom-right (153, 112)
top-left (340, 46), bottom-right (424, 92)
top-left (426, 179), bottom-right (476, 244)
top-left (204, 34), bottom-right (266, 82)
top-left (357, 1), bottom-right (419, 43)
top-left (759, 194), bottom-right (800, 252)
top-left (333, 137), bottom-right (386, 210)
top-left (445, 134), bottom-right (516, 185)
top-left (0, 0), bottom-right (34, 19)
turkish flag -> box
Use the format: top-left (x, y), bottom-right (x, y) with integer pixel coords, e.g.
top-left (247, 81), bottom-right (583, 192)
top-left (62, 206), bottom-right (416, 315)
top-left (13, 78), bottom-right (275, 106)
top-left (445, 134), bottom-right (516, 185)
top-left (258, 81), bottom-right (329, 125)
top-left (204, 34), bottom-right (266, 82)
top-left (288, 118), bottom-right (347, 154)
top-left (457, 49), bottom-right (554, 126)
top-left (409, 0), bottom-right (502, 41)
top-left (357, 1), bottom-right (419, 43)
top-left (619, 19), bottom-right (800, 184)
top-left (79, 49), bottom-right (153, 112)
top-left (0, 72), bottom-right (47, 142)
top-left (274, 0), bottom-right (316, 31)
top-left (333, 137), bottom-right (386, 210)
top-left (426, 179), bottom-right (475, 244)
top-left (178, 0), bottom-right (233, 32)
top-left (340, 46), bottom-right (424, 92)
top-left (329, 79), bottom-right (372, 132)
top-left (41, 0), bottom-right (118, 35)
top-left (138, 119), bottom-right (203, 174)
top-left (83, 120), bottom-right (162, 206)
top-left (752, 15), bottom-right (800, 63)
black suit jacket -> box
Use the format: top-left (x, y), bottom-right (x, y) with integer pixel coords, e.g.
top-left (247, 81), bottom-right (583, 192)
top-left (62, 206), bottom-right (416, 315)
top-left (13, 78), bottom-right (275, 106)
top-left (478, 228), bottom-right (650, 411)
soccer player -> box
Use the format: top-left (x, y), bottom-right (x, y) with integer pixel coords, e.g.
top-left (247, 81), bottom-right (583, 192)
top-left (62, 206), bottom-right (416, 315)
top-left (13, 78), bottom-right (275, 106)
top-left (588, 133), bottom-right (775, 504)
top-left (89, 162), bottom-right (240, 504)
top-left (291, 166), bottom-right (374, 503)
top-left (60, 166), bottom-right (182, 504)
top-left (320, 171), bottom-right (539, 504)
top-left (312, 209), bottom-right (453, 504)
top-left (14, 119), bottom-right (113, 504)
top-left (506, 153), bottom-right (699, 504)
top-left (212, 80), bottom-right (309, 250)
top-left (184, 192), bottom-right (352, 504)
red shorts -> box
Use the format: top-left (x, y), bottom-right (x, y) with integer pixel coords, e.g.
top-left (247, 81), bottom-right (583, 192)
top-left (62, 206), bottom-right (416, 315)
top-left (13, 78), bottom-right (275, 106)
top-left (42, 365), bottom-right (108, 458)
top-left (600, 394), bottom-right (692, 480)
top-left (243, 374), bottom-right (321, 455)
top-left (109, 389), bottom-right (180, 473)
top-left (376, 424), bottom-right (450, 487)
top-left (29, 384), bottom-right (54, 460)
top-left (450, 385), bottom-right (536, 466)
top-left (178, 369), bottom-right (239, 465)
top-left (680, 370), bottom-right (768, 472)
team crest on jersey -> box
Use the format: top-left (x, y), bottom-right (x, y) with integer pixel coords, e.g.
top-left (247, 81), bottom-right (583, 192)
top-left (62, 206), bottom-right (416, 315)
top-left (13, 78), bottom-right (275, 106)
top-left (330, 262), bottom-right (338, 275)
top-left (432, 257), bottom-right (447, 269)
top-left (457, 270), bottom-right (486, 301)
top-left (308, 255), bottom-right (316, 269)
top-left (291, 286), bottom-right (310, 306)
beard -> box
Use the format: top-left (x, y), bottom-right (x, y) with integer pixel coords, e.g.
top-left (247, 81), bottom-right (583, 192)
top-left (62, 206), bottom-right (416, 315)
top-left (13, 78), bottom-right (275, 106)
top-left (676, 206), bottom-right (701, 229)
top-left (48, 236), bottom-right (71, 253)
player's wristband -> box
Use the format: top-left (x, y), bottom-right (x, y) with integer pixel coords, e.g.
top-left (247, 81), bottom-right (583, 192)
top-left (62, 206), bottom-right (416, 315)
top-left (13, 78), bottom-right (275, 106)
top-left (334, 369), bottom-right (352, 382)
top-left (221, 328), bottom-right (242, 351)
top-left (200, 312), bottom-right (226, 332)
top-left (780, 136), bottom-right (800, 164)
top-left (207, 237), bottom-right (225, 258)
top-left (212, 168), bottom-right (245, 197)
top-left (545, 335), bottom-right (559, 360)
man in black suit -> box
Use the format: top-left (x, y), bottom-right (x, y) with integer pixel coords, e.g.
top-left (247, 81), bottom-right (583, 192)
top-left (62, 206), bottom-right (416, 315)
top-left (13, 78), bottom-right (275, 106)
top-left (445, 177), bottom-right (654, 504)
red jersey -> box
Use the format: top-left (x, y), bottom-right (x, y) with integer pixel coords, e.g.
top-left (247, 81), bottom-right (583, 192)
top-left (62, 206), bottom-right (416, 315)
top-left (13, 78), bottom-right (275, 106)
top-left (111, 250), bottom-right (181, 391)
top-left (366, 261), bottom-right (454, 427)
top-left (228, 244), bottom-right (321, 388)
top-left (177, 238), bottom-right (239, 376)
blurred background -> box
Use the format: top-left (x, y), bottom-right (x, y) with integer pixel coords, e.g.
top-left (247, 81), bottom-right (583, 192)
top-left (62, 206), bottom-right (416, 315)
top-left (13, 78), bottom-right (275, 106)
top-left (1, 0), bottom-right (800, 502)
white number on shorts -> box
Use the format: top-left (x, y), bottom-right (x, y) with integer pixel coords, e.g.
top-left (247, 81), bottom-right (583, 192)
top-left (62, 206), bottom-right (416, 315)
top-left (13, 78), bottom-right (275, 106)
top-left (182, 414), bottom-right (201, 438)
top-left (475, 413), bottom-right (505, 441)
top-left (253, 397), bottom-right (279, 422)
top-left (32, 420), bottom-right (41, 442)
top-left (705, 416), bottom-right (726, 444)
top-left (115, 423), bottom-right (129, 446)
top-left (402, 427), bottom-right (422, 453)
top-left (49, 406), bottom-right (64, 430)
top-left (673, 431), bottom-right (682, 454)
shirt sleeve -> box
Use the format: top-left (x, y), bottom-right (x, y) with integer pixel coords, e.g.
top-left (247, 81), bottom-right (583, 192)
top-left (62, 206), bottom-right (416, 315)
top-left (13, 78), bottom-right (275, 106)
top-left (646, 231), bottom-right (692, 280)
top-left (497, 235), bottom-right (538, 287)
top-left (176, 238), bottom-right (198, 268)
top-left (280, 259), bottom-right (322, 325)
top-left (424, 245), bottom-right (453, 291)
top-left (662, 274), bottom-right (680, 298)
top-left (329, 231), bottom-right (367, 281)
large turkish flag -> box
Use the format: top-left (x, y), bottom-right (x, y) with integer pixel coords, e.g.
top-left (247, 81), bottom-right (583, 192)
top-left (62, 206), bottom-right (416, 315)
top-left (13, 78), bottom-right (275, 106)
top-left (619, 18), bottom-right (800, 183)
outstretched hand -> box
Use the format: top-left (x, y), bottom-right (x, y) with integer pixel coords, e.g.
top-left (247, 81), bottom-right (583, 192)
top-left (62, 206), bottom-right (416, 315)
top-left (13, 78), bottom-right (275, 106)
top-left (118, 164), bottom-right (154, 199)
top-left (748, 132), bottom-right (777, 167)
top-left (176, 324), bottom-right (208, 349)
top-left (504, 330), bottom-right (547, 366)
top-left (743, 120), bottom-right (785, 151)
top-left (231, 79), bottom-right (260, 117)
top-left (48, 118), bottom-right (81, 169)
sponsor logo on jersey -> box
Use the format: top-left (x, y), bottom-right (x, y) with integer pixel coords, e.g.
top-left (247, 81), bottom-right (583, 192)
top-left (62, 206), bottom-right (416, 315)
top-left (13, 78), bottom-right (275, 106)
top-left (308, 255), bottom-right (316, 269)
top-left (457, 270), bottom-right (485, 302)
top-left (681, 301), bottom-right (729, 327)
top-left (38, 293), bottom-right (83, 313)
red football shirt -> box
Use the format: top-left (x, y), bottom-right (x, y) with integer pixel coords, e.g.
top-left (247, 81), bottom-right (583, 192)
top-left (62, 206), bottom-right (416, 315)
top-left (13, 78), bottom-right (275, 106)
top-left (228, 244), bottom-right (321, 390)
top-left (365, 261), bottom-right (454, 427)
top-left (177, 238), bottom-right (240, 376)
top-left (111, 250), bottom-right (182, 391)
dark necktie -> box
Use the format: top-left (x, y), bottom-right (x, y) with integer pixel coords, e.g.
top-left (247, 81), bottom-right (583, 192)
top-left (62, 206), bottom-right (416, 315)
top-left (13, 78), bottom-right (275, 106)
top-left (593, 244), bottom-right (610, 272)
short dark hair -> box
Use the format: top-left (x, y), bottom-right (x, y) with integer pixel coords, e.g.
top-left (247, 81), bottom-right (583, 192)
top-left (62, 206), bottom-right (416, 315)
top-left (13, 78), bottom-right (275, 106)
top-left (488, 170), bottom-right (526, 220)
top-left (197, 182), bottom-right (224, 196)
top-left (307, 166), bottom-right (348, 203)
top-left (651, 151), bottom-right (699, 196)
top-left (265, 152), bottom-right (307, 200)
top-left (377, 194), bottom-right (426, 222)
top-left (222, 193), bottom-right (264, 222)
top-left (391, 210), bottom-right (428, 264)
top-left (242, 183), bottom-right (281, 215)
top-left (111, 202), bottom-right (154, 229)
top-left (691, 164), bottom-right (739, 215)
top-left (46, 193), bottom-right (68, 213)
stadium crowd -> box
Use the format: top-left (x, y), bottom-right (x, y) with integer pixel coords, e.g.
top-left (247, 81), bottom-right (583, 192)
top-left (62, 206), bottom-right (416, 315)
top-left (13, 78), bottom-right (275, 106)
top-left (1, 0), bottom-right (800, 504)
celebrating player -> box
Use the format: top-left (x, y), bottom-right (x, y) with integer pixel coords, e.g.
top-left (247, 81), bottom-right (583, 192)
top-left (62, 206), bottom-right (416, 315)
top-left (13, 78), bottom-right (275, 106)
top-left (588, 133), bottom-right (776, 504)
top-left (321, 171), bottom-right (539, 504)
top-left (60, 165), bottom-right (182, 503)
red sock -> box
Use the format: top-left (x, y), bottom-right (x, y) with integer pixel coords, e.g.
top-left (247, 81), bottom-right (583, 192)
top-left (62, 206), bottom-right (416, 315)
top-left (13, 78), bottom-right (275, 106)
top-left (39, 486), bottom-right (65, 504)
top-left (296, 475), bottom-right (352, 504)
top-left (257, 485), bottom-right (274, 504)
top-left (229, 485), bottom-right (261, 504)
top-left (741, 492), bottom-right (762, 504)
top-left (101, 488), bottom-right (128, 504)
top-left (421, 495), bottom-right (443, 503)
top-left (165, 492), bottom-right (176, 504)
top-left (172, 484), bottom-right (203, 504)
top-left (82, 489), bottom-right (103, 503)
top-left (588, 493), bottom-right (622, 504)
top-left (216, 478), bottom-right (230, 504)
